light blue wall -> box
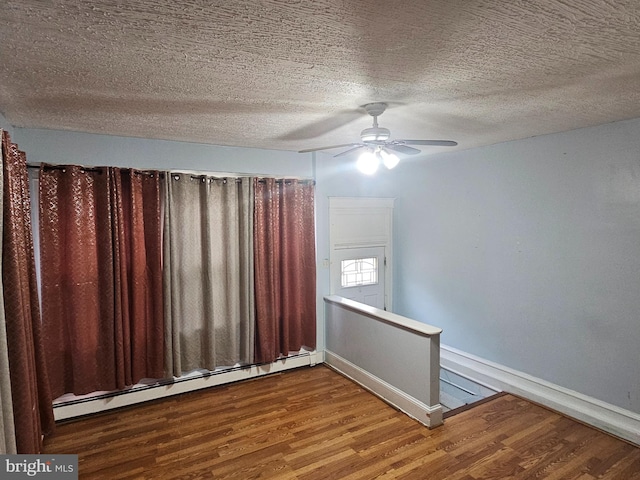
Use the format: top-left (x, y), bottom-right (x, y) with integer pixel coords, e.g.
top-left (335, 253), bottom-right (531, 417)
top-left (13, 119), bottom-right (640, 414)
top-left (315, 117), bottom-right (640, 414)
top-left (13, 127), bottom-right (311, 177)
top-left (0, 112), bottom-right (13, 135)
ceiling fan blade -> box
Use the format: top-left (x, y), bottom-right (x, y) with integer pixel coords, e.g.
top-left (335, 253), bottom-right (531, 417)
top-left (298, 143), bottom-right (362, 154)
top-left (396, 140), bottom-right (458, 147)
top-left (334, 145), bottom-right (367, 158)
top-left (386, 144), bottom-right (421, 155)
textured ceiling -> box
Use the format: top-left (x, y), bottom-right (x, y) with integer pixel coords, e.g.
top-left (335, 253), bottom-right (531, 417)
top-left (1, 0), bottom-right (640, 156)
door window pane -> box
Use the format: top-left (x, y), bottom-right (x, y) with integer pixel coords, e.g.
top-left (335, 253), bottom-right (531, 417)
top-left (341, 257), bottom-right (378, 287)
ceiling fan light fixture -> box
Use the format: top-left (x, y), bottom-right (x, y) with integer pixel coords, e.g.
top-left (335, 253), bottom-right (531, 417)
top-left (357, 150), bottom-right (379, 175)
top-left (380, 149), bottom-right (399, 169)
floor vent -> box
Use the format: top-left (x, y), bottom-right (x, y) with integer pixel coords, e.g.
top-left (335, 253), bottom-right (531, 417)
top-left (440, 367), bottom-right (501, 416)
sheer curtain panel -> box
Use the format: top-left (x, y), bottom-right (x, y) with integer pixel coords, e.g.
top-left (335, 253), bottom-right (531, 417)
top-left (164, 175), bottom-right (254, 376)
top-left (40, 166), bottom-right (164, 397)
top-left (254, 178), bottom-right (316, 363)
top-left (1, 131), bottom-right (54, 453)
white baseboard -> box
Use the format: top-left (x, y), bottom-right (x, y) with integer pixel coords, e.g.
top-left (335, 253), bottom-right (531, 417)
top-left (54, 352), bottom-right (319, 421)
top-left (324, 350), bottom-right (443, 428)
top-left (441, 344), bottom-right (640, 446)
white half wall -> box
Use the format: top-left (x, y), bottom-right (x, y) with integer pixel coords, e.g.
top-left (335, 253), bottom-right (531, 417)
top-left (324, 295), bottom-right (443, 428)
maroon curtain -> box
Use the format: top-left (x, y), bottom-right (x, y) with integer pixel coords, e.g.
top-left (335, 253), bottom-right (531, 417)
top-left (1, 131), bottom-right (55, 453)
top-left (254, 178), bottom-right (316, 363)
top-left (40, 166), bottom-right (164, 398)
top-left (112, 169), bottom-right (164, 384)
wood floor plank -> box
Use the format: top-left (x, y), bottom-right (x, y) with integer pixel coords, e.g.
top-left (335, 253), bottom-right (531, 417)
top-left (43, 365), bottom-right (640, 479)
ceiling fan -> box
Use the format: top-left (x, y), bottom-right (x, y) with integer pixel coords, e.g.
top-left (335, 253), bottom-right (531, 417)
top-left (298, 102), bottom-right (458, 173)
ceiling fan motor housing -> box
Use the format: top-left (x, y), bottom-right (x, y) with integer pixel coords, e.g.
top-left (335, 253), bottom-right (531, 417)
top-left (360, 126), bottom-right (390, 142)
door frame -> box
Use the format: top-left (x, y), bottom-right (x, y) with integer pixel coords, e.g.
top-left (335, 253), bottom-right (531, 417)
top-left (329, 197), bottom-right (394, 310)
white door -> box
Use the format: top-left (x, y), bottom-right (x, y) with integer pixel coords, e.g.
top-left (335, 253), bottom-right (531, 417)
top-left (332, 246), bottom-right (386, 309)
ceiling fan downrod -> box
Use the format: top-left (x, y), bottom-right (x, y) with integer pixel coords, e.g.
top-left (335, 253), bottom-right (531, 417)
top-left (361, 102), bottom-right (390, 142)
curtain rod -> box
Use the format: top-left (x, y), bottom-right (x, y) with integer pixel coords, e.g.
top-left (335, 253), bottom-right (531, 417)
top-left (179, 174), bottom-right (314, 185)
top-left (26, 163), bottom-right (315, 184)
top-left (27, 164), bottom-right (166, 177)
top-left (168, 168), bottom-right (314, 182)
top-left (28, 164), bottom-right (103, 173)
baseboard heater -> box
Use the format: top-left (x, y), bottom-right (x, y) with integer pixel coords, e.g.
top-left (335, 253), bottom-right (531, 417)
top-left (53, 351), bottom-right (318, 421)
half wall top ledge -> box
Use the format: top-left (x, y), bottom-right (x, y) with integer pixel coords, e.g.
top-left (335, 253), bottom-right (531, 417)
top-left (324, 295), bottom-right (442, 337)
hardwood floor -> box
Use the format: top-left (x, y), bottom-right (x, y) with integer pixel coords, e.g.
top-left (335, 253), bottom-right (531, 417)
top-left (43, 365), bottom-right (640, 479)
